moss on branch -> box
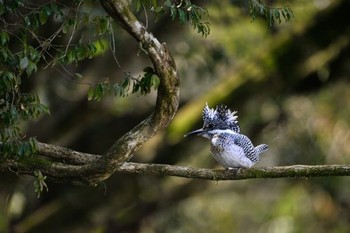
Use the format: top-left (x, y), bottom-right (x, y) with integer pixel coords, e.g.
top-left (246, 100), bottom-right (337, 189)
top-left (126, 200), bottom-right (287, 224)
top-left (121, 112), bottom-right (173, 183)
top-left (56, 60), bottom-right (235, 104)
top-left (116, 163), bottom-right (350, 180)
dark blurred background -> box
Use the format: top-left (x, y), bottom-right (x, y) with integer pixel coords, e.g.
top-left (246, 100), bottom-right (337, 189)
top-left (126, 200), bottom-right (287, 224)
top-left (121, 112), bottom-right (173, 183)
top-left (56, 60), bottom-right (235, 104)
top-left (1, 0), bottom-right (350, 232)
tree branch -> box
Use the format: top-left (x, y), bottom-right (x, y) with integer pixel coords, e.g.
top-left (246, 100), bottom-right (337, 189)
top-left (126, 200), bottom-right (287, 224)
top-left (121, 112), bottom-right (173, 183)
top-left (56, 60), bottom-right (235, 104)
top-left (116, 163), bottom-right (350, 180)
top-left (96, 0), bottom-right (180, 170)
top-left (37, 142), bottom-right (100, 164)
top-left (2, 142), bottom-right (350, 183)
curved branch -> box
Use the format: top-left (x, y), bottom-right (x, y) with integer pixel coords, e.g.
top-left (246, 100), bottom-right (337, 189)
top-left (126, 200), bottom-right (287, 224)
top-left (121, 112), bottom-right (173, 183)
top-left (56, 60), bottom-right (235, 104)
top-left (98, 0), bottom-right (180, 170)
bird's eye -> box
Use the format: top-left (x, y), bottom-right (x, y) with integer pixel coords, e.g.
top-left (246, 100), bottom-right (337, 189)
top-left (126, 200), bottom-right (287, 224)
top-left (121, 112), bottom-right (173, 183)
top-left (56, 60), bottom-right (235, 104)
top-left (208, 123), bottom-right (214, 128)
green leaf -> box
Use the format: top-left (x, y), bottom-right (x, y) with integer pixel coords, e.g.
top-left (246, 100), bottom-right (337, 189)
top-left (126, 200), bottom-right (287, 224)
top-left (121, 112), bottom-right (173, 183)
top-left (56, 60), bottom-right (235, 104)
top-left (151, 0), bottom-right (158, 8)
top-left (178, 9), bottom-right (186, 24)
top-left (274, 9), bottom-right (281, 24)
top-left (67, 51), bottom-right (75, 63)
top-left (135, 0), bottom-right (142, 12)
top-left (42, 4), bottom-right (52, 17)
top-left (269, 9), bottom-right (274, 26)
top-left (153, 6), bottom-right (163, 13)
top-left (33, 170), bottom-right (48, 198)
top-left (29, 137), bottom-right (39, 151)
top-left (0, 47), bottom-right (8, 60)
top-left (26, 61), bottom-right (37, 75)
top-left (0, 31), bottom-right (9, 45)
top-left (122, 78), bottom-right (130, 91)
top-left (87, 87), bottom-right (94, 101)
top-left (62, 22), bottom-right (69, 34)
top-left (39, 11), bottom-right (48, 25)
top-left (170, 6), bottom-right (177, 19)
top-left (151, 75), bottom-right (160, 90)
top-left (0, 4), bottom-right (5, 16)
top-left (24, 16), bottom-right (31, 27)
top-left (74, 73), bottom-right (83, 79)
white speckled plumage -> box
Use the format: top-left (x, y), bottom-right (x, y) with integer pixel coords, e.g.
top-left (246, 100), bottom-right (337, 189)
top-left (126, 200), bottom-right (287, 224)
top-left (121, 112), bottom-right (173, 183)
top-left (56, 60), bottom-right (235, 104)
top-left (185, 104), bottom-right (268, 168)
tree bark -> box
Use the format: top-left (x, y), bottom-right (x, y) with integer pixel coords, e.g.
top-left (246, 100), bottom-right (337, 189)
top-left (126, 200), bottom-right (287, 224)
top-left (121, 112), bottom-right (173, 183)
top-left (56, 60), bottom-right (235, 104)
top-left (117, 163), bottom-right (350, 180)
top-left (2, 142), bottom-right (350, 182)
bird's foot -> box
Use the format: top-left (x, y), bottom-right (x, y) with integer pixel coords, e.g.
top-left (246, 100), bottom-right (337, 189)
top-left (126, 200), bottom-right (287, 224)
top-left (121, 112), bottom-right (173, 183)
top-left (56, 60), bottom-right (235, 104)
top-left (225, 167), bottom-right (241, 172)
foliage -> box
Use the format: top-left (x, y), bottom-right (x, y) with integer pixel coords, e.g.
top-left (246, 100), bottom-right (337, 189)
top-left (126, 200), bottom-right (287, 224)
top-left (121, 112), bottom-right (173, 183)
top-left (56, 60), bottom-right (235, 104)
top-left (134, 0), bottom-right (294, 38)
top-left (0, 138), bottom-right (39, 158)
top-left (134, 0), bottom-right (210, 37)
top-left (0, 0), bottom-right (110, 158)
top-left (164, 0), bottom-right (210, 37)
top-left (249, 0), bottom-right (294, 26)
top-left (33, 170), bottom-right (48, 198)
top-left (87, 67), bottom-right (160, 101)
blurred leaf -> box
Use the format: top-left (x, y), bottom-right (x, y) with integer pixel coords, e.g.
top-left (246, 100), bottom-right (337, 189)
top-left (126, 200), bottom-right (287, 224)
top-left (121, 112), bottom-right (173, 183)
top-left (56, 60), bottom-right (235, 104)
top-left (0, 31), bottom-right (9, 45)
top-left (33, 170), bottom-right (48, 198)
top-left (74, 73), bottom-right (83, 79)
top-left (39, 10), bottom-right (48, 25)
top-left (87, 87), bottom-right (94, 101)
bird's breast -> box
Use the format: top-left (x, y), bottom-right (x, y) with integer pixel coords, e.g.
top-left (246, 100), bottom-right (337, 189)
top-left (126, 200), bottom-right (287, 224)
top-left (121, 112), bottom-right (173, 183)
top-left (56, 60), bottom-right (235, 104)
top-left (209, 133), bottom-right (253, 168)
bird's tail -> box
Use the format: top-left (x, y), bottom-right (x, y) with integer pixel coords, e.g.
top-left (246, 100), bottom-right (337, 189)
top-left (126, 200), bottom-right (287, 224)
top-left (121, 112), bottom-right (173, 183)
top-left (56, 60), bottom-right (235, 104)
top-left (255, 144), bottom-right (268, 155)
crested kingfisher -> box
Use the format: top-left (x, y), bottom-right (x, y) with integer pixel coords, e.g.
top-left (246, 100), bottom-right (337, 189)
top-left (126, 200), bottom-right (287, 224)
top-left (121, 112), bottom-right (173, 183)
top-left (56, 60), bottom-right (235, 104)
top-left (184, 104), bottom-right (268, 168)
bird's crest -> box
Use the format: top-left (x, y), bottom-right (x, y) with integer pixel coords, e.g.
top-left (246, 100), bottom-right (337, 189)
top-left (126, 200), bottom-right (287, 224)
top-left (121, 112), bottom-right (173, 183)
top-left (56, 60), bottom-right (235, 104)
top-left (202, 103), bottom-right (240, 133)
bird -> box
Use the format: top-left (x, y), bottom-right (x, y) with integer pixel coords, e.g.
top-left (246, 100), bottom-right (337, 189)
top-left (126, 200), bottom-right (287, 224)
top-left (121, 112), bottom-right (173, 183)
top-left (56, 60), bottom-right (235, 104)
top-left (184, 103), bottom-right (268, 168)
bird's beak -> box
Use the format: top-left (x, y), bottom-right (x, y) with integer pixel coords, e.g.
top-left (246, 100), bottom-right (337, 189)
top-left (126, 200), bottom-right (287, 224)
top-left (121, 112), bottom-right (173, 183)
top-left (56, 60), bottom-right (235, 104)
top-left (184, 128), bottom-right (206, 137)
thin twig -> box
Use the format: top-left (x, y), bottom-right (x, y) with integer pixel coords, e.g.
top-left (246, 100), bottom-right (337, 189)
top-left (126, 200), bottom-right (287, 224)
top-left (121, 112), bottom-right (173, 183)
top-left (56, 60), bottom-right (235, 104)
top-left (64, 0), bottom-right (83, 56)
top-left (141, 0), bottom-right (149, 29)
top-left (108, 20), bottom-right (121, 68)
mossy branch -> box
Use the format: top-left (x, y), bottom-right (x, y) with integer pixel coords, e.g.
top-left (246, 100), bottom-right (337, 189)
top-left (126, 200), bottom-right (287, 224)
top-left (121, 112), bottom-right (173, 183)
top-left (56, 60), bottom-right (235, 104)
top-left (117, 163), bottom-right (350, 180)
top-left (2, 143), bottom-right (350, 182)
top-left (94, 0), bottom-right (180, 177)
